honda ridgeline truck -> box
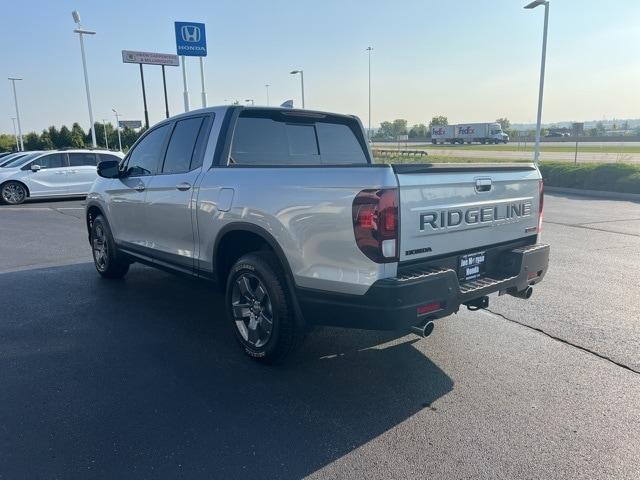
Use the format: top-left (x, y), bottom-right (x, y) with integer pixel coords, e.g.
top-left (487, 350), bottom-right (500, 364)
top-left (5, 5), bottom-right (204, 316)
top-left (86, 106), bottom-right (549, 363)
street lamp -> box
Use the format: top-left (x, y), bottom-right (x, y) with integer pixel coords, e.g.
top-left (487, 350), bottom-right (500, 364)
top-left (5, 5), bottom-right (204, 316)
top-left (265, 84), bottom-right (270, 106)
top-left (11, 117), bottom-right (19, 151)
top-left (245, 99), bottom-right (254, 106)
top-left (524, 0), bottom-right (550, 165)
top-left (366, 46), bottom-right (373, 141)
top-left (72, 10), bottom-right (97, 148)
top-left (290, 70), bottom-right (305, 108)
top-left (8, 78), bottom-right (24, 151)
top-left (112, 108), bottom-right (122, 152)
top-left (102, 120), bottom-right (109, 150)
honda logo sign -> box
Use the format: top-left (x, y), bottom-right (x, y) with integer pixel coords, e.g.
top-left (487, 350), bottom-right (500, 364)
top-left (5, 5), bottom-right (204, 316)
top-left (181, 25), bottom-right (201, 43)
top-left (174, 21), bottom-right (207, 57)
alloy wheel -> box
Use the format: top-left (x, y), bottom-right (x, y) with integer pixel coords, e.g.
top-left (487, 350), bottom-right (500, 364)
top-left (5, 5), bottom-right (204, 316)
top-left (2, 183), bottom-right (26, 204)
top-left (231, 273), bottom-right (274, 348)
top-left (92, 224), bottom-right (108, 272)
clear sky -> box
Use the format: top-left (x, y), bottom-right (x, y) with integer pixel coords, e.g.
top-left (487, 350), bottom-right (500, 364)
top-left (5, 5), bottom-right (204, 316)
top-left (1, 0), bottom-right (638, 134)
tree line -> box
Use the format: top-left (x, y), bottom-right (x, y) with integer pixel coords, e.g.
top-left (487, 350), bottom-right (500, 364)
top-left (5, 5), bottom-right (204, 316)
top-left (0, 122), bottom-right (144, 153)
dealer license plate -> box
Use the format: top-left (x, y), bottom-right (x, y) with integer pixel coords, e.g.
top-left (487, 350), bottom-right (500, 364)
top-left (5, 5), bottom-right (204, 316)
top-left (459, 251), bottom-right (486, 282)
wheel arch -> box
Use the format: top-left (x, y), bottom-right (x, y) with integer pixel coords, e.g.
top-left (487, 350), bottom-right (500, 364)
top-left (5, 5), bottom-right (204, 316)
top-left (213, 222), bottom-right (305, 326)
top-left (85, 202), bottom-right (106, 238)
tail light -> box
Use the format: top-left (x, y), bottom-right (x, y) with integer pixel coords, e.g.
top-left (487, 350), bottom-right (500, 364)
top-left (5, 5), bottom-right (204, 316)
top-left (352, 188), bottom-right (399, 263)
top-left (538, 180), bottom-right (544, 232)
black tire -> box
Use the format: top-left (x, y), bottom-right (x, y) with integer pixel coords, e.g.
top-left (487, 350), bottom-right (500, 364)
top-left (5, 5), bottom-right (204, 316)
top-left (1, 181), bottom-right (27, 205)
top-left (90, 215), bottom-right (130, 279)
top-left (226, 252), bottom-right (302, 364)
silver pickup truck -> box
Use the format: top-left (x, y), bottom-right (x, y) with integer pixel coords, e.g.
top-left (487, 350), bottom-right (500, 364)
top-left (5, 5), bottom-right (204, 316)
top-left (86, 106), bottom-right (549, 363)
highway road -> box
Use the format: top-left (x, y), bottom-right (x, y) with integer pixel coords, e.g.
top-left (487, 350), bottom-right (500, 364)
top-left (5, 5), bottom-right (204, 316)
top-left (1, 195), bottom-right (639, 479)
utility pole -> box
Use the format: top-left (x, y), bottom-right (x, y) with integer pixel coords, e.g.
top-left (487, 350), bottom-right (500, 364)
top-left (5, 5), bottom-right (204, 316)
top-left (524, 0), bottom-right (550, 165)
top-left (72, 10), bottom-right (97, 148)
top-left (102, 120), bottom-right (109, 149)
top-left (112, 109), bottom-right (122, 152)
top-left (11, 117), bottom-right (19, 151)
top-left (366, 46), bottom-right (373, 141)
top-left (8, 78), bottom-right (24, 151)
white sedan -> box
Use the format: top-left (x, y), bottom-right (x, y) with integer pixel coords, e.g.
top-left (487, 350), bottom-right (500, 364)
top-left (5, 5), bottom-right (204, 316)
top-left (0, 149), bottom-right (123, 205)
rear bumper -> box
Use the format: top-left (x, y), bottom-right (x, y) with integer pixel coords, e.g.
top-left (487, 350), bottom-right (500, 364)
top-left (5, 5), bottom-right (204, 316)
top-left (297, 243), bottom-right (549, 331)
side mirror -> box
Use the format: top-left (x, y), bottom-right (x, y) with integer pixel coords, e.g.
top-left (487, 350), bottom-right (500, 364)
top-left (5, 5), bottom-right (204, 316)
top-left (97, 159), bottom-right (121, 179)
top-left (31, 164), bottom-right (41, 172)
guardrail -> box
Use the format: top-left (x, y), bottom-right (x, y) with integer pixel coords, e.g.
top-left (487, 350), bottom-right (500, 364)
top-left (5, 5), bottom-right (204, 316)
top-left (373, 149), bottom-right (428, 158)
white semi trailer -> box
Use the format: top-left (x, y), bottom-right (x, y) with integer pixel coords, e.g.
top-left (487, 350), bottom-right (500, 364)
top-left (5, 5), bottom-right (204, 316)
top-left (431, 123), bottom-right (509, 145)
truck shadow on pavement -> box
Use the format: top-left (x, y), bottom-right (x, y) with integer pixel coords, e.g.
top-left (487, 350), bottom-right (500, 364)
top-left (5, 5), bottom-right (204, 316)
top-left (0, 263), bottom-right (453, 479)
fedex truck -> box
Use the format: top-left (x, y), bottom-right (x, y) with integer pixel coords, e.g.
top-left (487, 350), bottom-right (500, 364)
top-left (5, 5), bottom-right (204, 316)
top-left (431, 123), bottom-right (509, 145)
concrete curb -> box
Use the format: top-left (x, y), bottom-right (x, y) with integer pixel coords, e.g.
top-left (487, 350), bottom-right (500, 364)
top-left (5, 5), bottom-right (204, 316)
top-left (545, 186), bottom-right (640, 202)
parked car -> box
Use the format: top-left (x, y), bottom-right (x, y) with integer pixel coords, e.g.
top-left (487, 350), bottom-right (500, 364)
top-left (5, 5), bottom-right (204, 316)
top-left (0, 149), bottom-right (123, 205)
top-left (86, 106), bottom-right (549, 363)
top-left (0, 151), bottom-right (42, 168)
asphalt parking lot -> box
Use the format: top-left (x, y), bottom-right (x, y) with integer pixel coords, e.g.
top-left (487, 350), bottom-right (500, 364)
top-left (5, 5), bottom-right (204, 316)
top-left (1, 195), bottom-right (639, 479)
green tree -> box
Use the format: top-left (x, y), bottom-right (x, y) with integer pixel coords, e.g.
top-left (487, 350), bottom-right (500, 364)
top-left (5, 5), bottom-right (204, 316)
top-left (0, 134), bottom-right (17, 152)
top-left (24, 132), bottom-right (40, 151)
top-left (496, 118), bottom-right (511, 131)
top-left (47, 126), bottom-right (61, 148)
top-left (428, 116), bottom-right (448, 130)
top-left (38, 130), bottom-right (55, 150)
top-left (595, 121), bottom-right (606, 136)
top-left (391, 119), bottom-right (408, 138)
top-left (375, 121), bottom-right (394, 139)
top-left (71, 123), bottom-right (86, 148)
top-left (408, 123), bottom-right (427, 139)
top-left (58, 126), bottom-right (73, 148)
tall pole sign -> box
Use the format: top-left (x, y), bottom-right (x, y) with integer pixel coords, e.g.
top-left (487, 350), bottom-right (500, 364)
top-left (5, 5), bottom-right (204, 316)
top-left (174, 21), bottom-right (208, 111)
top-left (122, 50), bottom-right (179, 126)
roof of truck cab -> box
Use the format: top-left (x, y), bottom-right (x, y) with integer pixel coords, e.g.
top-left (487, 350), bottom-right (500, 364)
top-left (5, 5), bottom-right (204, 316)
top-left (159, 105), bottom-right (358, 123)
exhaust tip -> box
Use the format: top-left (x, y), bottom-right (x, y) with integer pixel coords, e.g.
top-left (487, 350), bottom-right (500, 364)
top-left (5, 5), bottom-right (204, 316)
top-left (508, 286), bottom-right (533, 300)
top-left (410, 321), bottom-right (435, 338)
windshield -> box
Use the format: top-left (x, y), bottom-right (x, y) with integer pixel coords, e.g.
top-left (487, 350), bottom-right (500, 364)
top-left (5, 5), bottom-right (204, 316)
top-left (0, 153), bottom-right (27, 167)
top-left (1, 152), bottom-right (41, 168)
top-left (490, 129), bottom-right (502, 135)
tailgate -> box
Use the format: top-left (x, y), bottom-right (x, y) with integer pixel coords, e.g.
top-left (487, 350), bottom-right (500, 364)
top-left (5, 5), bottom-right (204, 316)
top-left (395, 164), bottom-right (541, 262)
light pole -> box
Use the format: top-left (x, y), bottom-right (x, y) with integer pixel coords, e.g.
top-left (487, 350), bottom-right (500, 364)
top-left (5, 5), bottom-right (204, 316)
top-left (72, 11), bottom-right (97, 148)
top-left (245, 99), bottom-right (254, 106)
top-left (102, 120), bottom-right (109, 149)
top-left (524, 0), bottom-right (550, 165)
top-left (265, 84), bottom-right (270, 106)
top-left (366, 46), bottom-right (373, 141)
top-left (8, 78), bottom-right (24, 151)
top-left (290, 70), bottom-right (305, 108)
top-left (112, 108), bottom-right (122, 152)
top-left (11, 117), bottom-right (19, 151)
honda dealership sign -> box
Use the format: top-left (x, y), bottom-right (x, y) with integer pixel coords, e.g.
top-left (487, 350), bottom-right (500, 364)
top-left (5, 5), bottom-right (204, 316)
top-left (174, 22), bottom-right (207, 57)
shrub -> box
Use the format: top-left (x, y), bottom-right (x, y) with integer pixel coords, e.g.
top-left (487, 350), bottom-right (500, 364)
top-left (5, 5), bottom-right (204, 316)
top-left (539, 162), bottom-right (640, 194)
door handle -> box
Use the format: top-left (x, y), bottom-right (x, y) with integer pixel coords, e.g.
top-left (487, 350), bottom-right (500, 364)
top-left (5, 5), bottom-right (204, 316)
top-left (135, 183), bottom-right (146, 192)
top-left (176, 182), bottom-right (192, 191)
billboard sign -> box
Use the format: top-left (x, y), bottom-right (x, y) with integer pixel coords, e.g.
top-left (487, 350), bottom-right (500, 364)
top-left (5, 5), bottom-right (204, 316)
top-left (122, 50), bottom-right (179, 66)
top-left (174, 22), bottom-right (207, 57)
top-left (119, 120), bottom-right (143, 129)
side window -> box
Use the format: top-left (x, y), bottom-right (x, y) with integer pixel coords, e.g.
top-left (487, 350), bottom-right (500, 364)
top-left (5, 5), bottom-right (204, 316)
top-left (68, 152), bottom-right (97, 166)
top-left (125, 124), bottom-right (171, 176)
top-left (162, 117), bottom-right (204, 174)
top-left (316, 123), bottom-right (368, 164)
top-left (34, 153), bottom-right (67, 169)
